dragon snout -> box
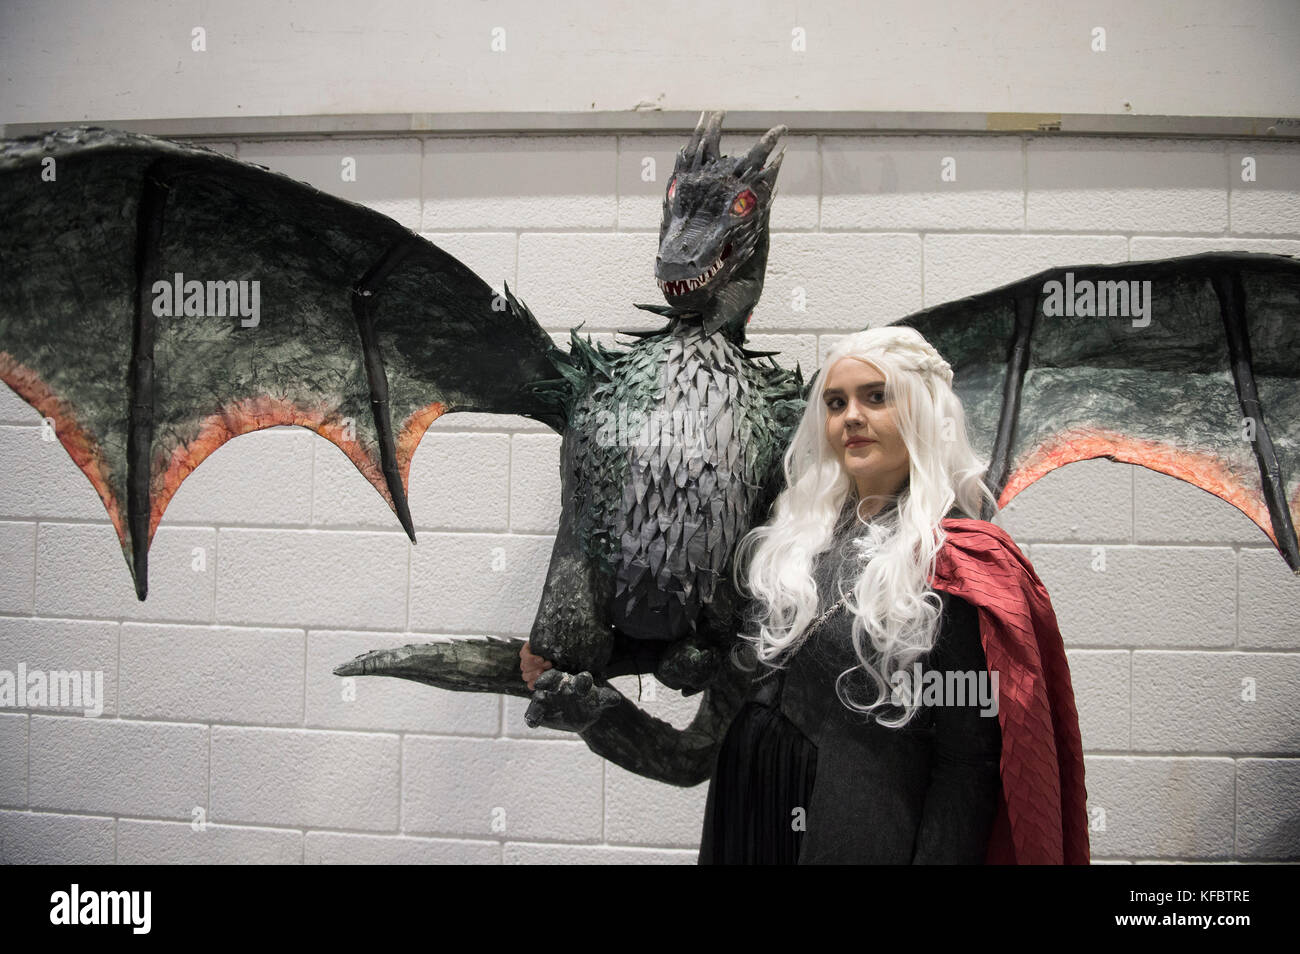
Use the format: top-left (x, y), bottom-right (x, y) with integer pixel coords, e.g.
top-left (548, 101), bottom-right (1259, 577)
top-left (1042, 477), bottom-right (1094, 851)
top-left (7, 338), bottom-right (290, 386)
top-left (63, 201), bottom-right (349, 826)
top-left (656, 242), bottom-right (733, 299)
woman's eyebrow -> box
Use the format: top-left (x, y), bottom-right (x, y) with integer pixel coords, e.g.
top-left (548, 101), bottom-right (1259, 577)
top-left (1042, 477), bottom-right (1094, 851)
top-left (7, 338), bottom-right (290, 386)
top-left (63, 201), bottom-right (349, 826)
top-left (823, 381), bottom-right (886, 397)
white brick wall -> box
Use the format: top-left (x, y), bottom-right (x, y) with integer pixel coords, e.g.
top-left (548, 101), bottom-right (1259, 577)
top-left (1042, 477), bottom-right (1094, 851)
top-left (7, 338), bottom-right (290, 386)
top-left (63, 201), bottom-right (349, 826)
top-left (1, 131), bottom-right (1297, 865)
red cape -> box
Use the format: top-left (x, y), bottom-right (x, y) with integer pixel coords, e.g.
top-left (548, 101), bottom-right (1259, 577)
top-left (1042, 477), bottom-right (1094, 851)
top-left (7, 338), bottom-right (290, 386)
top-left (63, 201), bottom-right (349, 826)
top-left (931, 518), bottom-right (1091, 865)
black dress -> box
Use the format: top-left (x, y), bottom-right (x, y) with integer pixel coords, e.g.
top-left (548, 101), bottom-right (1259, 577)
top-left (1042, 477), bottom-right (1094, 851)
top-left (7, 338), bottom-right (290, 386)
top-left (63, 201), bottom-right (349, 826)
top-left (698, 501), bottom-right (1003, 864)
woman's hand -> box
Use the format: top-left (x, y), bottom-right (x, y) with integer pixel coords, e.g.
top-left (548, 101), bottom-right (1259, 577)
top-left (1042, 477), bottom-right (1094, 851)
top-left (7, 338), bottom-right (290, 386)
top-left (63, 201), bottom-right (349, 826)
top-left (519, 640), bottom-right (553, 690)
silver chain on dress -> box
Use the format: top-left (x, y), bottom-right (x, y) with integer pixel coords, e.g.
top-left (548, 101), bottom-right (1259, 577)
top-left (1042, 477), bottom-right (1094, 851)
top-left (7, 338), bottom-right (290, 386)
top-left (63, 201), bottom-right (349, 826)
top-left (751, 592), bottom-right (850, 685)
top-left (807, 592), bottom-right (849, 634)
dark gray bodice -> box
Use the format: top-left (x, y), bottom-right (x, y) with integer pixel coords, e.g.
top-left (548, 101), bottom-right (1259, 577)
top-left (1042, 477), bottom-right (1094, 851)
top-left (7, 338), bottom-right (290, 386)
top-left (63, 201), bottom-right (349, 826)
top-left (746, 497), bottom-right (1004, 864)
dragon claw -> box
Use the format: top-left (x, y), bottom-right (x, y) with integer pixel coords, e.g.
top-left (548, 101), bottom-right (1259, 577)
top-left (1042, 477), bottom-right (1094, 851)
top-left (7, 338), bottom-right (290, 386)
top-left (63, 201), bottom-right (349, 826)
top-left (525, 669), bottom-right (621, 733)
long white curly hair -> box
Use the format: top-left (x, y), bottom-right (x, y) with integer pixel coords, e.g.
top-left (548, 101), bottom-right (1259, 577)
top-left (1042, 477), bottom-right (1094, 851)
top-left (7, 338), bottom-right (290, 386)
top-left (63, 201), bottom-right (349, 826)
top-left (732, 326), bottom-right (998, 727)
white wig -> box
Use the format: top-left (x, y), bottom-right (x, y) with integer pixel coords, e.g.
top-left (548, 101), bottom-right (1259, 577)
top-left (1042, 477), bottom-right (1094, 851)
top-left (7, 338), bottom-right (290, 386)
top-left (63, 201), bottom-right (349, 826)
top-left (732, 326), bottom-right (997, 728)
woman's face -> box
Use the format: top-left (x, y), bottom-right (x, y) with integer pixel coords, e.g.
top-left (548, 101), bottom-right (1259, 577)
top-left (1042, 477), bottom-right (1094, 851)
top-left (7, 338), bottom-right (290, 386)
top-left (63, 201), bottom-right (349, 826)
top-left (823, 357), bottom-right (910, 500)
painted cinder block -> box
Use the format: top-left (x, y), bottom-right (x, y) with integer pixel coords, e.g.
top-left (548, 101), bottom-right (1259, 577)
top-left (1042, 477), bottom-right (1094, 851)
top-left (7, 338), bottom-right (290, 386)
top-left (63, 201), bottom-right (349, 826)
top-left (922, 233), bottom-right (1128, 305)
top-left (305, 830), bottom-right (500, 864)
top-left (408, 531), bottom-right (551, 635)
top-left (743, 333), bottom-right (817, 376)
top-left (1030, 544), bottom-right (1236, 647)
top-left (1065, 649), bottom-right (1131, 751)
top-left (0, 810), bottom-right (115, 864)
top-left (509, 434), bottom-right (562, 533)
top-left (0, 617), bottom-right (118, 718)
top-left (27, 716), bottom-right (207, 818)
top-left (1082, 755), bottom-right (1235, 858)
top-left (422, 409), bottom-right (549, 433)
top-left (422, 135), bottom-right (617, 231)
top-left (518, 231), bottom-right (662, 334)
top-left (1227, 141), bottom-right (1300, 235)
top-left (1237, 548), bottom-right (1300, 650)
top-left (401, 735), bottom-right (602, 841)
top-left (1236, 758), bottom-right (1300, 860)
top-left (1133, 467), bottom-right (1273, 546)
top-left (763, 232), bottom-right (923, 331)
top-left (996, 457), bottom-right (1132, 544)
top-left (1129, 236), bottom-right (1300, 259)
top-left (116, 819), bottom-right (303, 864)
top-left (418, 231), bottom-right (519, 292)
top-left (503, 842), bottom-right (697, 864)
top-left (162, 428), bottom-right (314, 527)
top-left (210, 726), bottom-right (400, 831)
top-left (603, 761), bottom-right (709, 848)
top-left (311, 437), bottom-right (413, 530)
top-left (119, 623), bottom-right (305, 726)
top-left (1028, 137), bottom-right (1227, 234)
top-left (36, 524), bottom-right (216, 623)
top-left (0, 712), bottom-right (27, 806)
top-left (215, 527), bottom-right (408, 629)
top-left (822, 135), bottom-right (1023, 231)
top-left (0, 424), bottom-right (107, 521)
top-left (407, 432), bottom-right (511, 532)
top-left (0, 383), bottom-right (40, 424)
top-left (1132, 651), bottom-right (1300, 751)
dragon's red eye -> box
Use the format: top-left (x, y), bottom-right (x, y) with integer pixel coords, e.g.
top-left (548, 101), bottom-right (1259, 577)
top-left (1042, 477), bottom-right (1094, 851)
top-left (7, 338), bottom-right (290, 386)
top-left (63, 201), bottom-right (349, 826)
top-left (667, 177), bottom-right (677, 202)
top-left (732, 189), bottom-right (756, 216)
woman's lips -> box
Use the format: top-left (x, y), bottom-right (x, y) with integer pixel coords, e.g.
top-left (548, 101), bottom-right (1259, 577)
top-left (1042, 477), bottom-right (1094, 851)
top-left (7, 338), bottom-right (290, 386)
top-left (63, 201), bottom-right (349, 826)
top-left (845, 438), bottom-right (875, 448)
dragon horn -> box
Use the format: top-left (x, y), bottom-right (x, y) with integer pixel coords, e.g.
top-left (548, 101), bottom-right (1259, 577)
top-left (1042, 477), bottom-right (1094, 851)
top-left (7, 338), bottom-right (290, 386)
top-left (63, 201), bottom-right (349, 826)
top-left (683, 110), bottom-right (710, 167)
top-left (737, 123), bottom-right (788, 178)
top-left (699, 110), bottom-right (727, 165)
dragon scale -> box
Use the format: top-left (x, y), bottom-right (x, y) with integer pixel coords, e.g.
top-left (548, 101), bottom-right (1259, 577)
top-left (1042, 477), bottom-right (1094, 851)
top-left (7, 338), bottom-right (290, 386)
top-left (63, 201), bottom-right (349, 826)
top-left (565, 323), bottom-right (801, 644)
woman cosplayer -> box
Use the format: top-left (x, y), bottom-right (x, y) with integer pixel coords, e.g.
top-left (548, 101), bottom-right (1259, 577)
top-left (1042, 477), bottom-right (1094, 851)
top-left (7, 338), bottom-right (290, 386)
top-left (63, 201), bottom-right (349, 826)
top-left (698, 327), bottom-right (1089, 865)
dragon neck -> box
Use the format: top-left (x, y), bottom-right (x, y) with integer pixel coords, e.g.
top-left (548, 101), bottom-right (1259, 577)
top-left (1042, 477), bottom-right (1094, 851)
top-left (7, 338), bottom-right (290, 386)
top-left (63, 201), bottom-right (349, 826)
top-left (669, 219), bottom-right (771, 346)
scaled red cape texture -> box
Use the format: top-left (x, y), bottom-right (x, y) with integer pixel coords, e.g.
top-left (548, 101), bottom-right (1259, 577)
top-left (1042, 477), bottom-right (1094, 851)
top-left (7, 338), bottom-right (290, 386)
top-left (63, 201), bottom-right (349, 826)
top-left (931, 518), bottom-right (1091, 865)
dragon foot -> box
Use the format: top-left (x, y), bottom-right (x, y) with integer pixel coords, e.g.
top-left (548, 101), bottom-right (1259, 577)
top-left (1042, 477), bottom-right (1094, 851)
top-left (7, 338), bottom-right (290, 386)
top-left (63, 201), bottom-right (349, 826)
top-left (524, 670), bottom-right (622, 732)
top-left (653, 636), bottom-right (721, 696)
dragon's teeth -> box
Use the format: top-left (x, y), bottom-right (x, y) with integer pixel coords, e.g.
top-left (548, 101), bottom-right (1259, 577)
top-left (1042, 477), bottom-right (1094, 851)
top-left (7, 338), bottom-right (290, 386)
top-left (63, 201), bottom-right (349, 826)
top-left (660, 251), bottom-right (729, 296)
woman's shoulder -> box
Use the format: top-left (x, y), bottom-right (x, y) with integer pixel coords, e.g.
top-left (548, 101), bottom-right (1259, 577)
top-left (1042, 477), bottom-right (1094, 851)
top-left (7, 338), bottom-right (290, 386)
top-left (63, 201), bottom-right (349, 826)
top-left (934, 516), bottom-right (1043, 595)
top-left (939, 514), bottom-right (1016, 543)
top-left (938, 516), bottom-right (1029, 563)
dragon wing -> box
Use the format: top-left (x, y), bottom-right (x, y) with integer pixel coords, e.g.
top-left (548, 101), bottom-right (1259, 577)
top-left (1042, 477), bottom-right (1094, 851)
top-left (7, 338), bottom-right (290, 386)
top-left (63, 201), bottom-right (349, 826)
top-left (0, 126), bottom-right (572, 599)
top-left (890, 251), bottom-right (1300, 573)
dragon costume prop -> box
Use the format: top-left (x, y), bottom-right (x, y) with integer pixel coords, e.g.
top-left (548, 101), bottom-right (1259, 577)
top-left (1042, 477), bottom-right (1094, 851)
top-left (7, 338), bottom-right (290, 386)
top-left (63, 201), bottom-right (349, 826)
top-left (1, 114), bottom-right (1297, 806)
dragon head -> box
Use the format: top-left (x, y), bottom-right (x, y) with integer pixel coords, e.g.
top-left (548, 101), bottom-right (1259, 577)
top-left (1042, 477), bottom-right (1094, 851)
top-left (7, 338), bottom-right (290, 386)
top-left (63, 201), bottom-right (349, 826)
top-left (653, 111), bottom-right (786, 339)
